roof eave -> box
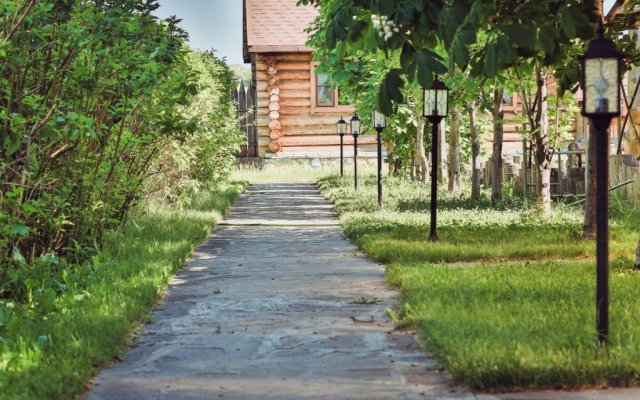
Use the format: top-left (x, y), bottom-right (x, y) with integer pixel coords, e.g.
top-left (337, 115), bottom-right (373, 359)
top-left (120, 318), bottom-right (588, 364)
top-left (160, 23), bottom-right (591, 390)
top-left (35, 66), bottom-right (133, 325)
top-left (248, 45), bottom-right (314, 53)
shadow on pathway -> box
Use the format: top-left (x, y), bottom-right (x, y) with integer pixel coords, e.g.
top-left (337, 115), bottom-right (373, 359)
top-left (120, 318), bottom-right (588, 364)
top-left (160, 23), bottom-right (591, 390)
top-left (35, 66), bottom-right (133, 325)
top-left (85, 183), bottom-right (470, 400)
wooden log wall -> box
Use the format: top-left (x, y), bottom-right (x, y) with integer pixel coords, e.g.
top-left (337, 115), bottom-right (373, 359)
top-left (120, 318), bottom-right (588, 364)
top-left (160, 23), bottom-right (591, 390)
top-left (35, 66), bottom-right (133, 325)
top-left (253, 52), bottom-right (375, 157)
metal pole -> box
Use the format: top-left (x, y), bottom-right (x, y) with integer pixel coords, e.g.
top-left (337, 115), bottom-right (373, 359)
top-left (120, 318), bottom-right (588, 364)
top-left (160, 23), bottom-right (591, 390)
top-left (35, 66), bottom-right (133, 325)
top-left (522, 139), bottom-right (528, 198)
top-left (354, 134), bottom-right (358, 190)
top-left (340, 134), bottom-right (344, 177)
top-left (593, 118), bottom-right (610, 344)
top-left (376, 127), bottom-right (383, 207)
top-left (429, 117), bottom-right (441, 241)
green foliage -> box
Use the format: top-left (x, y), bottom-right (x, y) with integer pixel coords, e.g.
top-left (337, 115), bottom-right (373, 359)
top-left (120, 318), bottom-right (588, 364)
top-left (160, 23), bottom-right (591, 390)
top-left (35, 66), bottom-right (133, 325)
top-left (0, 1), bottom-right (241, 299)
top-left (146, 50), bottom-right (244, 206)
top-left (0, 181), bottom-right (246, 399)
top-left (300, 0), bottom-right (601, 111)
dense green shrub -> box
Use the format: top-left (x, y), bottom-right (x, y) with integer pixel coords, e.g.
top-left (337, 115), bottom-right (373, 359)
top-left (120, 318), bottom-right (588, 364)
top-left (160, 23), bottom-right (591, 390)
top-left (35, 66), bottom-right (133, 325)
top-left (0, 1), bottom-right (242, 299)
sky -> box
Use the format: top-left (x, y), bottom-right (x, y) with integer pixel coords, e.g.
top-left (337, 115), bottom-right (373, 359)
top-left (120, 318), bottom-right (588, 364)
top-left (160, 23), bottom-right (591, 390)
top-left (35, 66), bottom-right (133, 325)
top-left (154, 0), bottom-right (244, 66)
top-left (603, 0), bottom-right (617, 15)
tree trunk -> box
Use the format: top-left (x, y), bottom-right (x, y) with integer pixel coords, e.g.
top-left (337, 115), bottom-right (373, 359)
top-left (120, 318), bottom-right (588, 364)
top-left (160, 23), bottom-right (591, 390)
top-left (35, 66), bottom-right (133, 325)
top-left (416, 116), bottom-right (428, 183)
top-left (410, 149), bottom-right (416, 180)
top-left (438, 119), bottom-right (447, 185)
top-left (448, 110), bottom-right (461, 193)
top-left (469, 102), bottom-right (481, 200)
top-left (537, 165), bottom-right (552, 215)
top-left (491, 87), bottom-right (505, 203)
top-left (583, 120), bottom-right (597, 238)
top-left (534, 67), bottom-right (552, 217)
top-left (635, 238), bottom-right (640, 269)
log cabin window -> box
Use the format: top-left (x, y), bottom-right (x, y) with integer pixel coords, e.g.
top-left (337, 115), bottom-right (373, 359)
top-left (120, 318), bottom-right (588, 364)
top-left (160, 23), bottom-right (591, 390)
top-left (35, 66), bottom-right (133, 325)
top-left (501, 91), bottom-right (518, 112)
top-left (316, 73), bottom-right (335, 107)
top-left (309, 62), bottom-right (355, 114)
top-left (502, 90), bottom-right (513, 106)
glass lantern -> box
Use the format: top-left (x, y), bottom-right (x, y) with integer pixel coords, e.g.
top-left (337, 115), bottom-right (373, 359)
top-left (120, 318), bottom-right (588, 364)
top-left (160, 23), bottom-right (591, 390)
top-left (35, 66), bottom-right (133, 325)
top-left (423, 78), bottom-right (449, 118)
top-left (371, 109), bottom-right (386, 129)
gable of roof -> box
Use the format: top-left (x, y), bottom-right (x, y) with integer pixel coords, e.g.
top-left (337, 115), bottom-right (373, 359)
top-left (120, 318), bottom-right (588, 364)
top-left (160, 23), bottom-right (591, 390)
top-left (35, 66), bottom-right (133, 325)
top-left (243, 0), bottom-right (317, 62)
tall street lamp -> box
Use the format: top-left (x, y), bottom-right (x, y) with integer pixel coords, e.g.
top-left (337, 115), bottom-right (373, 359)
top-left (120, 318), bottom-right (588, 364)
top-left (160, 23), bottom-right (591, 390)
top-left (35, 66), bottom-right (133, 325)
top-left (372, 109), bottom-right (386, 207)
top-left (351, 113), bottom-right (361, 190)
top-left (580, 21), bottom-right (622, 345)
top-left (336, 116), bottom-right (347, 177)
top-left (423, 77), bottom-right (449, 242)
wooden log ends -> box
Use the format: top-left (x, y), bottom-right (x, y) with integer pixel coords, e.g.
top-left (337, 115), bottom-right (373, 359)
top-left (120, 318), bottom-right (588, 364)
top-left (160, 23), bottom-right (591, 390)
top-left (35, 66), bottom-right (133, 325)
top-left (268, 102), bottom-right (280, 111)
top-left (268, 120), bottom-right (281, 130)
top-left (265, 57), bottom-right (280, 154)
top-left (268, 140), bottom-right (282, 153)
top-left (269, 130), bottom-right (282, 140)
top-left (267, 75), bottom-right (279, 86)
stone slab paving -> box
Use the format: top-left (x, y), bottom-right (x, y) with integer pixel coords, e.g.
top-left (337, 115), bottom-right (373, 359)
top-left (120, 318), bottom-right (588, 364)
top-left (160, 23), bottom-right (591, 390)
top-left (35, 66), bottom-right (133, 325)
top-left (85, 183), bottom-right (470, 400)
top-left (477, 388), bottom-right (640, 400)
top-left (85, 183), bottom-right (640, 400)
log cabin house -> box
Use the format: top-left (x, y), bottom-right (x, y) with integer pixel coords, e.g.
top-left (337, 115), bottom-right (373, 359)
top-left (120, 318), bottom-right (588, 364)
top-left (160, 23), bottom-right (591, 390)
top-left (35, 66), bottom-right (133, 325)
top-left (242, 0), bottom-right (378, 161)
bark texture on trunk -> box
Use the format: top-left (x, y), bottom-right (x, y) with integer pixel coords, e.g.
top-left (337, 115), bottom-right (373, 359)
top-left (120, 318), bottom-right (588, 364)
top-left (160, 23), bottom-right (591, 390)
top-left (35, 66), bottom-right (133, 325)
top-left (438, 119), bottom-right (447, 185)
top-left (583, 120), bottom-right (597, 238)
top-left (447, 110), bottom-right (461, 193)
top-left (491, 88), bottom-right (505, 203)
top-left (469, 102), bottom-right (481, 200)
top-left (534, 67), bottom-right (552, 217)
top-left (415, 116), bottom-right (428, 183)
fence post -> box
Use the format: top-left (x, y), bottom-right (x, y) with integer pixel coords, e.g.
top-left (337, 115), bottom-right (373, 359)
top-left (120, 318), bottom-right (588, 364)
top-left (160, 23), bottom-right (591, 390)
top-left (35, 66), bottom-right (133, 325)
top-left (247, 81), bottom-right (257, 157)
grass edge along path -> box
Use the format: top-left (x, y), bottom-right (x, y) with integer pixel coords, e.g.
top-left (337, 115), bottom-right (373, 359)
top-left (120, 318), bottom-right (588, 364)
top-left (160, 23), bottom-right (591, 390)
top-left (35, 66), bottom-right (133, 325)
top-left (317, 174), bottom-right (640, 392)
top-left (0, 181), bottom-right (247, 400)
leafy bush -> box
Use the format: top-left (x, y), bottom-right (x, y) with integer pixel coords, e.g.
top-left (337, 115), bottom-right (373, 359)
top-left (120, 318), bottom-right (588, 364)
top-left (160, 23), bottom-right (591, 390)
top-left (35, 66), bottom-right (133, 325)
top-left (0, 1), bottom-right (241, 299)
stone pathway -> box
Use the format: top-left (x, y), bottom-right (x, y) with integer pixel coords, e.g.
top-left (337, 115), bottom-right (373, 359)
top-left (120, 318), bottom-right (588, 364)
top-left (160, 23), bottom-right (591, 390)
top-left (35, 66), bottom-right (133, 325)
top-left (86, 183), bottom-right (470, 400)
top-left (85, 183), bottom-right (640, 400)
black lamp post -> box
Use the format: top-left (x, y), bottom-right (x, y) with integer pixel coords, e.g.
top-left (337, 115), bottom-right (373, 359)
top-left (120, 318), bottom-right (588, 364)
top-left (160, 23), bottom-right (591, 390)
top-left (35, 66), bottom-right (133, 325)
top-left (580, 21), bottom-right (622, 345)
top-left (337, 116), bottom-right (347, 177)
top-left (350, 113), bottom-right (361, 190)
top-left (422, 78), bottom-right (449, 242)
top-left (372, 109), bottom-right (386, 207)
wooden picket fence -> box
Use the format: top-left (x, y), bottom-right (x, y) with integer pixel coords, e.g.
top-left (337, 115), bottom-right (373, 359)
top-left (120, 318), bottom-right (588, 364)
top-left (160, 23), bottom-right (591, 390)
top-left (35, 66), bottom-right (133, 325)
top-left (232, 80), bottom-right (258, 158)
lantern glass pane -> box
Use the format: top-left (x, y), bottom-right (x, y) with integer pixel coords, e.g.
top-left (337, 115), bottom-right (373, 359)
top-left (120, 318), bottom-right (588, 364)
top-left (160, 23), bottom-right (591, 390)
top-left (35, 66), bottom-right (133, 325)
top-left (372, 110), bottom-right (386, 128)
top-left (584, 58), bottom-right (619, 114)
top-left (351, 120), bottom-right (361, 135)
top-left (337, 121), bottom-right (346, 135)
top-left (424, 89), bottom-right (436, 117)
top-left (436, 89), bottom-right (448, 117)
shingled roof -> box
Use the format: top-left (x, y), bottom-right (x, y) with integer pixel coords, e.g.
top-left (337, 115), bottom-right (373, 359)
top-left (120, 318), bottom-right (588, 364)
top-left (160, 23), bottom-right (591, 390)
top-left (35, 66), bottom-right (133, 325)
top-left (243, 0), bottom-right (318, 62)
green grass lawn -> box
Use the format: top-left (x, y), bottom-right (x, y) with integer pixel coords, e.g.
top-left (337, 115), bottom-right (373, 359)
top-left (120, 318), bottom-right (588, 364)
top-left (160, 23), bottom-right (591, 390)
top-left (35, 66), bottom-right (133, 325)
top-left (318, 173), bottom-right (640, 391)
top-left (0, 181), bottom-right (246, 400)
top-left (232, 163), bottom-right (377, 183)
